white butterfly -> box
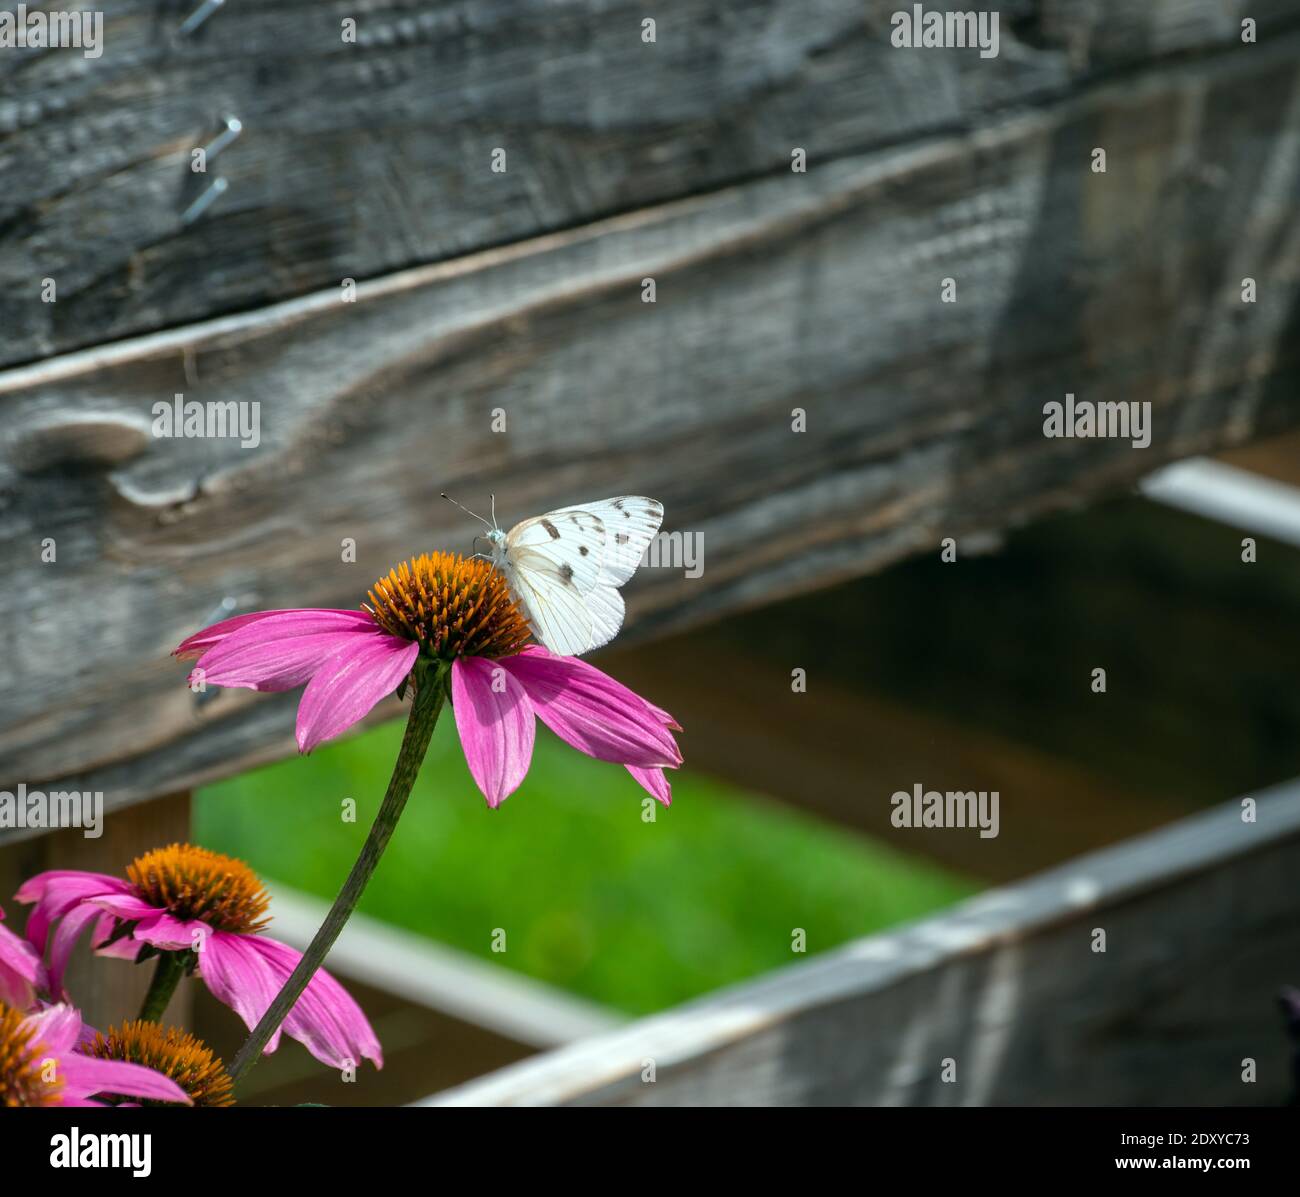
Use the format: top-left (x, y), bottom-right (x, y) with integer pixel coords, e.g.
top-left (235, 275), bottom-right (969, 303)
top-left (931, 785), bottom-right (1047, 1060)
top-left (443, 493), bottom-right (664, 656)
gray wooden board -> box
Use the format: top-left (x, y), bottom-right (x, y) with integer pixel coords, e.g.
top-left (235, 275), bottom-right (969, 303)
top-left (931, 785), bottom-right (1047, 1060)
top-left (2, 36), bottom-right (1300, 827)
top-left (1, 1), bottom-right (1298, 364)
top-left (423, 778), bottom-right (1300, 1106)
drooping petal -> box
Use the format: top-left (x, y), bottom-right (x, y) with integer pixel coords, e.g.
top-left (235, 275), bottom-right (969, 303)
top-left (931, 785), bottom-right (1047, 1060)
top-left (0, 910), bottom-right (46, 1009)
top-left (643, 698), bottom-right (683, 732)
top-left (58, 1055), bottom-right (192, 1106)
top-left (196, 933), bottom-right (288, 1054)
top-left (15, 870), bottom-right (132, 907)
top-left (294, 634), bottom-right (420, 752)
top-left (451, 656), bottom-right (536, 808)
top-left (627, 764), bottom-right (673, 807)
top-left (245, 936), bottom-right (382, 1071)
top-left (198, 933), bottom-right (381, 1069)
top-left (47, 901), bottom-right (105, 998)
top-left (502, 647), bottom-right (681, 768)
top-left (192, 612), bottom-right (391, 693)
top-left (16, 872), bottom-right (132, 954)
top-left (174, 608), bottom-right (377, 659)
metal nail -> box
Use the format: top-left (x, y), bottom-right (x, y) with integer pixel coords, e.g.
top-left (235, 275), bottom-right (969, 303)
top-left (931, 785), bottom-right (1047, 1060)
top-left (201, 115), bottom-right (242, 161)
top-left (181, 176), bottom-right (229, 225)
top-left (178, 0), bottom-right (226, 38)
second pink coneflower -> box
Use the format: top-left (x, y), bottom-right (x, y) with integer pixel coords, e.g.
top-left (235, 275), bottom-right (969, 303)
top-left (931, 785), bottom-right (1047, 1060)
top-left (17, 844), bottom-right (381, 1073)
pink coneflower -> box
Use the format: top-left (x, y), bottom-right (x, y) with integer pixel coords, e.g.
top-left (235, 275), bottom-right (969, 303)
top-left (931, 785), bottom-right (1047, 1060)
top-left (17, 845), bottom-right (381, 1072)
top-left (177, 552), bottom-right (682, 1080)
top-left (176, 552), bottom-right (682, 807)
top-left (0, 907), bottom-right (46, 1011)
top-left (0, 1002), bottom-right (191, 1106)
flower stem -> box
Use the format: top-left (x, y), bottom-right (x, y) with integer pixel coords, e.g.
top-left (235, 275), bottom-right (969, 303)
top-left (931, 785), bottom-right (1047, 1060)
top-left (138, 951), bottom-right (187, 1022)
top-left (227, 667), bottom-right (445, 1084)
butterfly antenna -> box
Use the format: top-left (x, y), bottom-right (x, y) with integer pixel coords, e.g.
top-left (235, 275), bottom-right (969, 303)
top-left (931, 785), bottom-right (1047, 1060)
top-left (490, 493), bottom-right (497, 530)
top-left (440, 493), bottom-right (493, 531)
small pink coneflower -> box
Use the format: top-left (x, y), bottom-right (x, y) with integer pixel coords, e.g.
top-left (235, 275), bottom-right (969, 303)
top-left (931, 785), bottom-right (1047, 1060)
top-left (176, 552), bottom-right (682, 807)
top-left (17, 844), bottom-right (381, 1073)
top-left (0, 1002), bottom-right (191, 1107)
top-left (0, 907), bottom-right (46, 1012)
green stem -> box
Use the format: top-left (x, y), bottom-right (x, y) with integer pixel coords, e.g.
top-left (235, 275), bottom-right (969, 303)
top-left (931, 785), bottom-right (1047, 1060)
top-left (227, 666), bottom-right (445, 1084)
top-left (138, 951), bottom-right (187, 1022)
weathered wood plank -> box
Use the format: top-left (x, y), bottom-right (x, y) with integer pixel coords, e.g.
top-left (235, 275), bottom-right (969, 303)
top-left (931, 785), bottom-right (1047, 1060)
top-left (424, 780), bottom-right (1300, 1106)
top-left (3, 35), bottom-right (1300, 825)
top-left (1, 0), bottom-right (1297, 364)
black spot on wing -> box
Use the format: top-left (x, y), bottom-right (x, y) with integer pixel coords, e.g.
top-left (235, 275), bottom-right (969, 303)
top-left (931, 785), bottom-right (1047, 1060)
top-left (541, 518), bottom-right (560, 539)
top-left (559, 562), bottom-right (575, 584)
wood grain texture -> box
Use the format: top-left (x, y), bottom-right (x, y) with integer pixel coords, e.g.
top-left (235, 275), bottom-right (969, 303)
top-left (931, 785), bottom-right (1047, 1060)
top-left (1, 0), bottom-right (1298, 364)
top-left (425, 780), bottom-right (1300, 1106)
top-left (3, 33), bottom-right (1300, 829)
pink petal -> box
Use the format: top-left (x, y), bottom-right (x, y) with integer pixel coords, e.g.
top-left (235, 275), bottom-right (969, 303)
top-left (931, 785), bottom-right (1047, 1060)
top-left (0, 914), bottom-right (46, 1009)
top-left (15, 870), bottom-right (130, 906)
top-left (15, 872), bottom-right (131, 955)
top-left (198, 934), bottom-right (382, 1069)
top-left (196, 934), bottom-right (287, 1054)
top-left (294, 634), bottom-right (419, 753)
top-left (451, 657), bottom-right (537, 808)
top-left (88, 893), bottom-right (162, 922)
top-left (174, 608), bottom-right (376, 658)
top-left (133, 913), bottom-right (212, 952)
top-left (193, 613), bottom-right (390, 693)
top-left (627, 765), bottom-right (673, 807)
top-left (47, 902), bottom-right (104, 998)
top-left (246, 937), bottom-right (382, 1070)
top-left (20, 1003), bottom-right (82, 1055)
top-left (58, 1055), bottom-right (192, 1106)
top-left (92, 912), bottom-right (142, 962)
top-left (502, 647), bottom-right (681, 768)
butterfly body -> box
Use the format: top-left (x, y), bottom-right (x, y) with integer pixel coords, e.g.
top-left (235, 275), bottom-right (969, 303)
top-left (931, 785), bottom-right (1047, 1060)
top-left (479, 497), bottom-right (663, 656)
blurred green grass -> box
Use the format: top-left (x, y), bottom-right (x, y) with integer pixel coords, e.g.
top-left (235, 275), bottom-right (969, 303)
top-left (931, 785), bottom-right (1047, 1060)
top-left (196, 716), bottom-right (978, 1016)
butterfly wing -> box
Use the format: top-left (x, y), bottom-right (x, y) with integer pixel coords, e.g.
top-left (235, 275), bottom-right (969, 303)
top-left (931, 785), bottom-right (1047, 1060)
top-left (500, 552), bottom-right (597, 656)
top-left (501, 509), bottom-right (606, 654)
top-left (502, 497), bottom-right (662, 655)
top-left (505, 509), bottom-right (606, 594)
top-left (582, 583), bottom-right (626, 653)
top-left (550, 497), bottom-right (663, 588)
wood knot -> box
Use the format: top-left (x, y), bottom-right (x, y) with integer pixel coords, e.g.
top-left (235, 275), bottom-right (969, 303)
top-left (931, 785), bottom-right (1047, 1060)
top-left (12, 413), bottom-right (151, 473)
